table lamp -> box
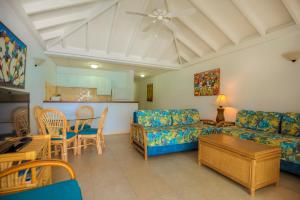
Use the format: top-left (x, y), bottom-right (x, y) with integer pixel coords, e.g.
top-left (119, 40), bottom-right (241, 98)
top-left (216, 94), bottom-right (228, 123)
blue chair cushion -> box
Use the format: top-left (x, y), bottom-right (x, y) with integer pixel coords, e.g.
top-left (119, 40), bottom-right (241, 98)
top-left (51, 132), bottom-right (76, 140)
top-left (78, 128), bottom-right (98, 135)
top-left (70, 124), bottom-right (91, 131)
top-left (0, 180), bottom-right (82, 200)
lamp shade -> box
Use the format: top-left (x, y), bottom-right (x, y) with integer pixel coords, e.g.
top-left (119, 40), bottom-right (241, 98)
top-left (216, 94), bottom-right (228, 107)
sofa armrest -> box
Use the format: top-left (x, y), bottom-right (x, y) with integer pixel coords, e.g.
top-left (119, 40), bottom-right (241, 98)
top-left (216, 121), bottom-right (235, 127)
top-left (130, 123), bottom-right (148, 160)
top-left (200, 119), bottom-right (217, 126)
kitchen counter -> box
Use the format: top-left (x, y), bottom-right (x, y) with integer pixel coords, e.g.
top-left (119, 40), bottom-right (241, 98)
top-left (43, 101), bottom-right (138, 103)
top-left (43, 101), bottom-right (138, 135)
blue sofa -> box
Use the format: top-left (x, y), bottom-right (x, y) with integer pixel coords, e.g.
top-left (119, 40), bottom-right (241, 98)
top-left (131, 109), bottom-right (216, 160)
top-left (217, 110), bottom-right (300, 176)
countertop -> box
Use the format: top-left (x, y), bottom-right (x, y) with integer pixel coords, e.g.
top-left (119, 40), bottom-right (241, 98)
top-left (43, 100), bottom-right (139, 103)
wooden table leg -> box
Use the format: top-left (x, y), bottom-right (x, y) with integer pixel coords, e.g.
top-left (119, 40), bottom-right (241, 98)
top-left (250, 188), bottom-right (255, 196)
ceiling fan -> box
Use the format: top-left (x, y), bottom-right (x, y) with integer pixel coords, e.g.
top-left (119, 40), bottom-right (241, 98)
top-left (126, 7), bottom-right (196, 32)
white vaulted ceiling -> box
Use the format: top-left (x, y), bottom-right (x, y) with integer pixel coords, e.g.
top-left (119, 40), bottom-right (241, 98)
top-left (9, 0), bottom-right (300, 71)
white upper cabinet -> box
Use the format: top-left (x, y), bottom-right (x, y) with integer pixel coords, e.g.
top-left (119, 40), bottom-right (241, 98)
top-left (57, 73), bottom-right (111, 95)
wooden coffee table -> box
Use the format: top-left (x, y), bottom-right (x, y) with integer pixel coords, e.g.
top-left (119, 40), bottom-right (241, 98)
top-left (198, 134), bottom-right (281, 196)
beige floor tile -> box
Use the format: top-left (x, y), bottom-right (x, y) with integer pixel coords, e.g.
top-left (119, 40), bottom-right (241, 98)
top-left (52, 134), bottom-right (300, 200)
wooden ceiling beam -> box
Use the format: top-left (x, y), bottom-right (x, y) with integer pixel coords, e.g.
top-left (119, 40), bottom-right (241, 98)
top-left (40, 29), bottom-right (64, 41)
top-left (232, 0), bottom-right (266, 36)
top-left (23, 0), bottom-right (97, 15)
top-left (281, 0), bottom-right (300, 24)
top-left (188, 0), bottom-right (239, 45)
top-left (48, 0), bottom-right (121, 49)
top-left (33, 11), bottom-right (88, 30)
top-left (106, 2), bottom-right (121, 54)
top-left (125, 0), bottom-right (150, 57)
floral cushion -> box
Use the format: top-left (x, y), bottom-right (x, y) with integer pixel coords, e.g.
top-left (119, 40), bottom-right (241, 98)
top-left (219, 126), bottom-right (300, 164)
top-left (281, 112), bottom-right (300, 137)
top-left (135, 109), bottom-right (172, 127)
top-left (170, 109), bottom-right (200, 126)
top-left (256, 111), bottom-right (282, 133)
top-left (135, 110), bottom-right (153, 127)
top-left (145, 124), bottom-right (212, 147)
top-left (236, 110), bottom-right (260, 130)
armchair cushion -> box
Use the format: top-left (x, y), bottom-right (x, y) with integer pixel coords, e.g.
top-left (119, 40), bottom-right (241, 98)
top-left (281, 112), bottom-right (300, 137)
top-left (0, 180), bottom-right (82, 200)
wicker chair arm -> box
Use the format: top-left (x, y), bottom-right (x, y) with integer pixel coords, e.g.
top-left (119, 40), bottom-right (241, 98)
top-left (0, 160), bottom-right (76, 180)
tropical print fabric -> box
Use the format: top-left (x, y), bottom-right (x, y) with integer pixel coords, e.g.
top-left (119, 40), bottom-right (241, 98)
top-left (145, 124), bottom-right (215, 147)
top-left (256, 111), bottom-right (281, 133)
top-left (236, 110), bottom-right (260, 130)
top-left (170, 109), bottom-right (200, 125)
top-left (135, 109), bottom-right (172, 127)
top-left (281, 112), bottom-right (300, 137)
top-left (219, 126), bottom-right (300, 165)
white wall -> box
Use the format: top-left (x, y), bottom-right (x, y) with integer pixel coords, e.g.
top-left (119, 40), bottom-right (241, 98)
top-left (0, 0), bottom-right (57, 132)
top-left (136, 30), bottom-right (300, 122)
top-left (56, 66), bottom-right (135, 100)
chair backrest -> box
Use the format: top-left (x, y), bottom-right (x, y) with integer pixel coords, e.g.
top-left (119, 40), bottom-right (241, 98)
top-left (0, 160), bottom-right (77, 195)
top-left (76, 106), bottom-right (94, 124)
top-left (38, 109), bottom-right (67, 139)
top-left (33, 106), bottom-right (43, 134)
top-left (0, 151), bottom-right (37, 194)
top-left (13, 107), bottom-right (29, 137)
top-left (97, 107), bottom-right (108, 135)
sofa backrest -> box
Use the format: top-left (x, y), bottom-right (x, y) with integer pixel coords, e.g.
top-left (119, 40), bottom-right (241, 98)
top-left (236, 110), bottom-right (281, 133)
top-left (133, 109), bottom-right (200, 127)
top-left (236, 110), bottom-right (260, 130)
top-left (281, 112), bottom-right (300, 137)
top-left (134, 109), bottom-right (172, 127)
top-left (170, 109), bottom-right (200, 125)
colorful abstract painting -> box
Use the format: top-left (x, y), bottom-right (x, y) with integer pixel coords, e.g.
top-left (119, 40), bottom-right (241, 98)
top-left (0, 21), bottom-right (27, 89)
top-left (194, 68), bottom-right (220, 96)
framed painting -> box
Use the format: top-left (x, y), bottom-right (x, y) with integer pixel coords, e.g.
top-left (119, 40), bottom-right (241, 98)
top-left (0, 21), bottom-right (27, 89)
top-left (147, 83), bottom-right (153, 102)
top-left (194, 68), bottom-right (220, 96)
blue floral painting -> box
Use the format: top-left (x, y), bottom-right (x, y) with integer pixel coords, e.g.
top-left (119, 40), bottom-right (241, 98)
top-left (0, 21), bottom-right (27, 89)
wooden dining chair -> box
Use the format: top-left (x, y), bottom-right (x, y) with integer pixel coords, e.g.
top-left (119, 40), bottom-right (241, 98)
top-left (38, 109), bottom-right (77, 162)
top-left (13, 107), bottom-right (29, 137)
top-left (33, 106), bottom-right (43, 134)
top-left (77, 107), bottom-right (108, 155)
top-left (71, 105), bottom-right (94, 132)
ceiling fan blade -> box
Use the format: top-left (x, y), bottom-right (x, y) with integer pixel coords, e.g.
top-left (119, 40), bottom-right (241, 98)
top-left (126, 11), bottom-right (149, 17)
top-left (168, 8), bottom-right (197, 17)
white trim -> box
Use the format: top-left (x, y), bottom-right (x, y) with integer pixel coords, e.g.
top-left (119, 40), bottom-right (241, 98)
top-left (45, 48), bottom-right (181, 69)
top-left (183, 24), bottom-right (300, 68)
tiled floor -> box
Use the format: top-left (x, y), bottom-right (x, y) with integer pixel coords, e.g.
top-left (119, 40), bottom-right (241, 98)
top-left (53, 134), bottom-right (300, 200)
